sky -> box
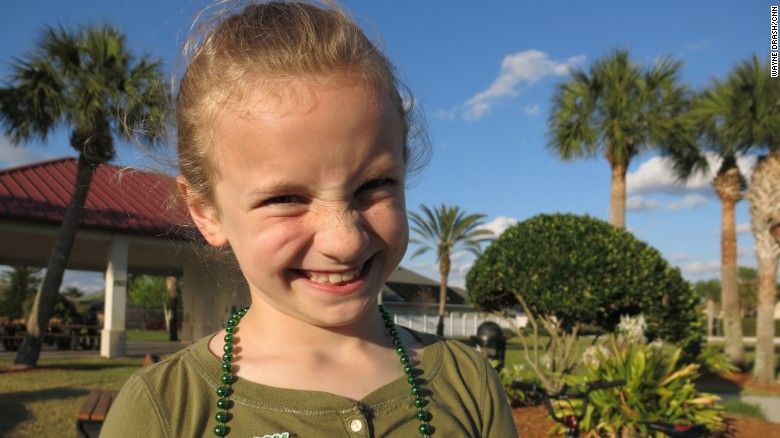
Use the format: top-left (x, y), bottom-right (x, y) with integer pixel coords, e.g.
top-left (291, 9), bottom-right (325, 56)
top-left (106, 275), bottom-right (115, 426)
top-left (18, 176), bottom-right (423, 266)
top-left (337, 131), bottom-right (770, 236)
top-left (0, 1), bottom-right (776, 291)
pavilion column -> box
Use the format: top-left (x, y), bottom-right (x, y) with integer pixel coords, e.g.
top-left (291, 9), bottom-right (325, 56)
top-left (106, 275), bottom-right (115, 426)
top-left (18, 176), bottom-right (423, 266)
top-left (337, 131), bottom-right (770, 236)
top-left (101, 236), bottom-right (128, 358)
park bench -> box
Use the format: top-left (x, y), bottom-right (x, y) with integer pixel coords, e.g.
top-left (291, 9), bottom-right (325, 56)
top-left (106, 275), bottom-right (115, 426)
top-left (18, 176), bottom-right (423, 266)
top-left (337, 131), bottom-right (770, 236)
top-left (76, 353), bottom-right (160, 438)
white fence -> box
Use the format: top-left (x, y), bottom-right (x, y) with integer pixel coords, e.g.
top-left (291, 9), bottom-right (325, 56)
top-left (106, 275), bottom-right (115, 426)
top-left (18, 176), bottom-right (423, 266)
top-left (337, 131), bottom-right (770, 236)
top-left (389, 307), bottom-right (527, 337)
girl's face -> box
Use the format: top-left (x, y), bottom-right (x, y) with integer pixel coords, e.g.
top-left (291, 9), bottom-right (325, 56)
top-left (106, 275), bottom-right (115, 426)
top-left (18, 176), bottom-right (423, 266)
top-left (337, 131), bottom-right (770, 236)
top-left (188, 75), bottom-right (408, 328)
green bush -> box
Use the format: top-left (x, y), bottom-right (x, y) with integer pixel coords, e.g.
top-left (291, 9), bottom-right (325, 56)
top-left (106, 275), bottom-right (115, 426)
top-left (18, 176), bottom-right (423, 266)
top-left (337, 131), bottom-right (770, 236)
top-left (567, 328), bottom-right (723, 436)
top-left (466, 213), bottom-right (703, 353)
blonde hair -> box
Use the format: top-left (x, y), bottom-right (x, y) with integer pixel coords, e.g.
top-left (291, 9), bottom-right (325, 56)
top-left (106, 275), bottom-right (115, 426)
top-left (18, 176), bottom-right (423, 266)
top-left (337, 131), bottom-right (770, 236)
top-left (176, 0), bottom-right (428, 206)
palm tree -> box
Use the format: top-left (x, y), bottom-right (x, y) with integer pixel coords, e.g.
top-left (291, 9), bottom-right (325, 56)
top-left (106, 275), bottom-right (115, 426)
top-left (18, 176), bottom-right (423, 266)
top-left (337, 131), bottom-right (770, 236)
top-left (548, 49), bottom-right (691, 228)
top-left (663, 79), bottom-right (751, 367)
top-left (0, 25), bottom-right (168, 367)
top-left (409, 205), bottom-right (493, 336)
top-left (731, 56), bottom-right (780, 384)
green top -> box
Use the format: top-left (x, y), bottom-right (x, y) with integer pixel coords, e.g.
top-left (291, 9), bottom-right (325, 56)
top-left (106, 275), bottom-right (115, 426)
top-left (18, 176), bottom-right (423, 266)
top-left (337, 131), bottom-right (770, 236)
top-left (101, 330), bottom-right (517, 437)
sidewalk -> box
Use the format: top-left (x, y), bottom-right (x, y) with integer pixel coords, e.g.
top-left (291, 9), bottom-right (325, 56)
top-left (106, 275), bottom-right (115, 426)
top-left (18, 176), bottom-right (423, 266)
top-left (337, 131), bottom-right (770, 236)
top-left (706, 336), bottom-right (780, 345)
top-left (718, 393), bottom-right (780, 424)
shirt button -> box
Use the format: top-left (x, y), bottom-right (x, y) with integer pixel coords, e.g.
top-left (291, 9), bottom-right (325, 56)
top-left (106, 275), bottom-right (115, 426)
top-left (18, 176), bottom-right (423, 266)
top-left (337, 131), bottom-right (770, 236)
top-left (350, 419), bottom-right (363, 432)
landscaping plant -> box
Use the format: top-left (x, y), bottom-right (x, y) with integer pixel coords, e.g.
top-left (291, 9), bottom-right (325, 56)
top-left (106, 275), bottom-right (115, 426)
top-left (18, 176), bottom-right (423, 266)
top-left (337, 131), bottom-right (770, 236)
top-left (558, 316), bottom-right (724, 437)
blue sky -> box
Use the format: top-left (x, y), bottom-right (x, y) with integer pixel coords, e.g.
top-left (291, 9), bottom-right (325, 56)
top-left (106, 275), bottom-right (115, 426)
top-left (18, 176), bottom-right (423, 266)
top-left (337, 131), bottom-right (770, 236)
top-left (0, 1), bottom-right (775, 290)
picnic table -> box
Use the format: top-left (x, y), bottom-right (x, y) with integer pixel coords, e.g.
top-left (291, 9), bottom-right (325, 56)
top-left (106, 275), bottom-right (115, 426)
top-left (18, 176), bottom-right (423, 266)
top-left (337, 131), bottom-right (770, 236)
top-left (0, 322), bottom-right (101, 351)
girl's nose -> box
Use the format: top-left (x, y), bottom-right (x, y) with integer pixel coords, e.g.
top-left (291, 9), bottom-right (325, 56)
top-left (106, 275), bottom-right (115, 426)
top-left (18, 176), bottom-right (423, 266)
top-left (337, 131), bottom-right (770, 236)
top-left (314, 209), bottom-right (370, 263)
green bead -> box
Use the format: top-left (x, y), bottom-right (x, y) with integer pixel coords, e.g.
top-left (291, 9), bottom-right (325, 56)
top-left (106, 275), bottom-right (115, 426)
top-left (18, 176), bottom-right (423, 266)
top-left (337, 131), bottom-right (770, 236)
top-left (404, 365), bottom-right (413, 375)
top-left (221, 373), bottom-right (234, 384)
top-left (392, 338), bottom-right (403, 347)
top-left (222, 352), bottom-right (233, 362)
top-left (224, 334), bottom-right (234, 343)
top-left (416, 410), bottom-right (429, 421)
top-left (414, 397), bottom-right (427, 408)
top-left (223, 343), bottom-right (233, 353)
top-left (411, 386), bottom-right (420, 396)
top-left (400, 355), bottom-right (410, 364)
top-left (216, 398), bottom-right (229, 409)
top-left (215, 411), bottom-right (228, 422)
top-left (221, 362), bottom-right (232, 372)
top-left (225, 326), bottom-right (235, 334)
top-left (407, 375), bottom-right (416, 384)
top-left (418, 423), bottom-right (431, 435)
top-left (216, 386), bottom-right (229, 397)
top-left (214, 424), bottom-right (227, 436)
top-left (388, 327), bottom-right (399, 336)
top-left (384, 320), bottom-right (394, 328)
top-left (239, 308), bottom-right (248, 315)
top-left (396, 347), bottom-right (405, 355)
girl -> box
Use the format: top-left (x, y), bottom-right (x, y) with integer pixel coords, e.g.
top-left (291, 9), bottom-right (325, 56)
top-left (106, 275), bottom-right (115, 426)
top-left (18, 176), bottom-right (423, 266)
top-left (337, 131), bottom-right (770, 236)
top-left (102, 2), bottom-right (517, 437)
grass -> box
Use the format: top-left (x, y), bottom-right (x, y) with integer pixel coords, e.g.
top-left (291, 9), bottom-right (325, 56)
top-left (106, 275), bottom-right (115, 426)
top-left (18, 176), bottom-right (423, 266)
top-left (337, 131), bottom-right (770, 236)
top-left (721, 397), bottom-right (766, 420)
top-left (0, 356), bottom-right (143, 438)
top-left (125, 329), bottom-right (170, 342)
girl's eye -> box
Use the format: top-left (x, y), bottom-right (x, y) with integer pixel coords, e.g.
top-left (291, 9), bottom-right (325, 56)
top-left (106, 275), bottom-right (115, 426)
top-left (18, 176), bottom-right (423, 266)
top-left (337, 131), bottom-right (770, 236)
top-left (261, 195), bottom-right (304, 206)
top-left (357, 177), bottom-right (398, 193)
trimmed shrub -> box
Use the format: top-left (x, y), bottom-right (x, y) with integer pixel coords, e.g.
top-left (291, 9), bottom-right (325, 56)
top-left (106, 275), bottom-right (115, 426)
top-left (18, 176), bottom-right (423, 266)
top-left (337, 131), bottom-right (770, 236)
top-left (466, 213), bottom-right (703, 353)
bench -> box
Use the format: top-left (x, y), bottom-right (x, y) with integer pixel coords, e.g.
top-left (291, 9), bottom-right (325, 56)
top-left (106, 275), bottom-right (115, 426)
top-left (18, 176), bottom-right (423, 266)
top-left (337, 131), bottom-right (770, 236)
top-left (76, 389), bottom-right (117, 438)
top-left (75, 354), bottom-right (161, 437)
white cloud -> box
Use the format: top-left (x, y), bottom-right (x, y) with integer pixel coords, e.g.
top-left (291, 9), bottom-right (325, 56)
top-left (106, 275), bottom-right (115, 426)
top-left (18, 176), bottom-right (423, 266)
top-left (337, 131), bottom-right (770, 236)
top-left (0, 136), bottom-right (43, 168)
top-left (685, 39), bottom-right (712, 52)
top-left (736, 223), bottom-right (751, 234)
top-left (667, 253), bottom-right (689, 262)
top-left (626, 196), bottom-right (662, 211)
top-left (479, 216), bottom-right (518, 237)
top-left (667, 194), bottom-right (709, 210)
top-left (457, 50), bottom-right (584, 121)
top-left (680, 260), bottom-right (720, 278)
top-left (523, 104), bottom-right (540, 116)
top-left (627, 153), bottom-right (757, 196)
top-left (433, 108), bottom-right (457, 121)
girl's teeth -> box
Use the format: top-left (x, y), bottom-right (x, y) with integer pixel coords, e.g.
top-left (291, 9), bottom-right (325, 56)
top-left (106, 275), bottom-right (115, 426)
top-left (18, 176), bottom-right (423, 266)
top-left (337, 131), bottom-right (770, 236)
top-left (308, 268), bottom-right (359, 284)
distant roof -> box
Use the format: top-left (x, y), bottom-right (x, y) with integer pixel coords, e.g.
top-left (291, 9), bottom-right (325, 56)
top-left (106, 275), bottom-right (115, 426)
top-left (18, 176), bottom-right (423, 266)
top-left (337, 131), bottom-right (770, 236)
top-left (0, 157), bottom-right (193, 239)
top-left (383, 266), bottom-right (467, 305)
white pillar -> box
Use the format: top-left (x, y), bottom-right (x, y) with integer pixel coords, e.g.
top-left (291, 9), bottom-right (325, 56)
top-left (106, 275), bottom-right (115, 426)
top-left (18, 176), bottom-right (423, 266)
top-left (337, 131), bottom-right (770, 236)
top-left (101, 237), bottom-right (128, 358)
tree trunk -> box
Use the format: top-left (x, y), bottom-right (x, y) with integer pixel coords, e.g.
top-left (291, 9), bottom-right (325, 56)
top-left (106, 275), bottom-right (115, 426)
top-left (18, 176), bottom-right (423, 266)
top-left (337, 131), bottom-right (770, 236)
top-left (748, 151), bottom-right (780, 384)
top-left (705, 298), bottom-right (716, 337)
top-left (437, 255), bottom-right (450, 336)
top-left (753, 255), bottom-right (778, 384)
top-left (165, 276), bottom-right (179, 342)
top-left (720, 198), bottom-right (745, 367)
top-left (608, 161), bottom-right (627, 229)
top-left (14, 154), bottom-right (97, 368)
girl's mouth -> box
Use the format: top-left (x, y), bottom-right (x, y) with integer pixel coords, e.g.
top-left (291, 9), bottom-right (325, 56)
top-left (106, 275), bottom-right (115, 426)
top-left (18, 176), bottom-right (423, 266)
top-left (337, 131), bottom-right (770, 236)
top-left (294, 255), bottom-right (375, 291)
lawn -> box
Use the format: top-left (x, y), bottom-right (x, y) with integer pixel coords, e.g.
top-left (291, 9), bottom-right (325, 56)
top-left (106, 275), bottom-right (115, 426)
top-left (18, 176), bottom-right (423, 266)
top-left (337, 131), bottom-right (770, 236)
top-left (125, 329), bottom-right (170, 342)
top-left (0, 356), bottom-right (143, 438)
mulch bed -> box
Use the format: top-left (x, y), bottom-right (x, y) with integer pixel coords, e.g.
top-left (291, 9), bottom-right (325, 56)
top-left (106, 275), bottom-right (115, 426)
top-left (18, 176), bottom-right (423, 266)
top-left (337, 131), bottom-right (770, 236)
top-left (512, 407), bottom-right (780, 437)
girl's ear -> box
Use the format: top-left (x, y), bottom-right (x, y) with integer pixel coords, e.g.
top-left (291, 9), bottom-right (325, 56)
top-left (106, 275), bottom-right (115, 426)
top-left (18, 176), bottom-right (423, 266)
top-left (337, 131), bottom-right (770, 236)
top-left (177, 176), bottom-right (229, 247)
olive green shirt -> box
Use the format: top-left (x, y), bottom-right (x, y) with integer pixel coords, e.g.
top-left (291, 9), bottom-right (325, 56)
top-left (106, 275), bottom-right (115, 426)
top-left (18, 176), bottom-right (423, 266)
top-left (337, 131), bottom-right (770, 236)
top-left (101, 330), bottom-right (517, 437)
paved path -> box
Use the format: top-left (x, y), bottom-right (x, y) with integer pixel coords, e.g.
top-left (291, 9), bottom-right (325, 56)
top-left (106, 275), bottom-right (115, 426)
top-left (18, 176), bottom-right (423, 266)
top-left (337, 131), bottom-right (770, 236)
top-left (706, 336), bottom-right (780, 345)
top-left (740, 395), bottom-right (780, 424)
top-left (718, 393), bottom-right (780, 424)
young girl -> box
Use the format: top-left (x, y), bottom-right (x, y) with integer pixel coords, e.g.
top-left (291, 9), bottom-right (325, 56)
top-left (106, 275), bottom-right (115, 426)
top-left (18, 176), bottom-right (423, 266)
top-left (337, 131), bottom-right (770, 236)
top-left (102, 2), bottom-right (517, 437)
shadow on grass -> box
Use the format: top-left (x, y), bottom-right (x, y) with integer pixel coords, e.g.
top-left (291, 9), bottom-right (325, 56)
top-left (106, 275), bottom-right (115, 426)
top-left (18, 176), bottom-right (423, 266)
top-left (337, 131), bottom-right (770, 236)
top-left (0, 361), bottom-right (138, 373)
top-left (0, 387), bottom-right (89, 435)
top-left (696, 373), bottom-right (744, 395)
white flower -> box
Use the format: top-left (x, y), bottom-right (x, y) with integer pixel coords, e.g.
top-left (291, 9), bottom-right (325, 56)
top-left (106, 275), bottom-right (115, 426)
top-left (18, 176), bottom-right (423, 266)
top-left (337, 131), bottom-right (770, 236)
top-left (582, 345), bottom-right (610, 368)
top-left (617, 314), bottom-right (647, 344)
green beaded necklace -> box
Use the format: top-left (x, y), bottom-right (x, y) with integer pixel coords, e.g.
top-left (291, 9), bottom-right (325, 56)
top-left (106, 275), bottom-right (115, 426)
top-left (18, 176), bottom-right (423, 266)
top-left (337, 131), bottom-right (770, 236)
top-left (212, 304), bottom-right (432, 436)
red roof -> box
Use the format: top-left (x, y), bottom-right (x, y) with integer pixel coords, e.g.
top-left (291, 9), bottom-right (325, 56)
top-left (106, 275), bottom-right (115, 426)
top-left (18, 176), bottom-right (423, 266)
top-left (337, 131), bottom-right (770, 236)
top-left (0, 157), bottom-right (195, 239)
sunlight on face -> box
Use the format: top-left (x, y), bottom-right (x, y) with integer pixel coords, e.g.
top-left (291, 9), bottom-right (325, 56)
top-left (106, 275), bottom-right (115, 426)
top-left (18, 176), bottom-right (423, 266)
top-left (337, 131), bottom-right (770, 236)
top-left (199, 74), bottom-right (408, 327)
